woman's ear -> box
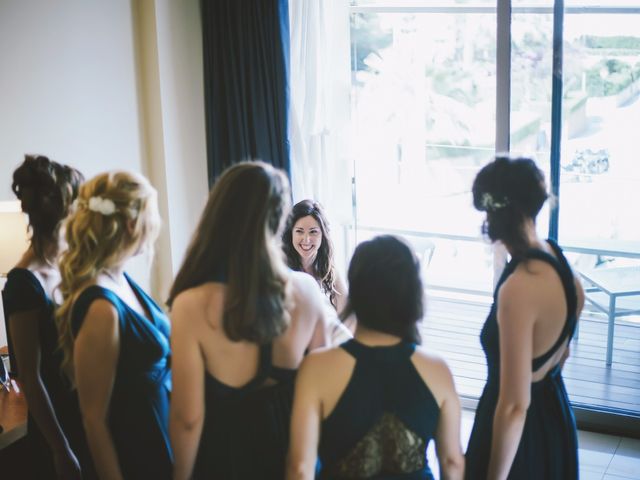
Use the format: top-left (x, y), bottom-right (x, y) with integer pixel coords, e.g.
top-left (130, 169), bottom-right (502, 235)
top-left (126, 218), bottom-right (137, 237)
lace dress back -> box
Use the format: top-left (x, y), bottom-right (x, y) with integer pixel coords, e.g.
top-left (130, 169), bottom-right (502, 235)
top-left (318, 339), bottom-right (440, 480)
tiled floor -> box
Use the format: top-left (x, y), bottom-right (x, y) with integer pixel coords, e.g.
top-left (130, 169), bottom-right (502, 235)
top-left (426, 409), bottom-right (640, 479)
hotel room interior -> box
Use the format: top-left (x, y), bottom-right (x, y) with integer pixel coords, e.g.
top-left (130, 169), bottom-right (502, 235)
top-left (0, 1), bottom-right (638, 478)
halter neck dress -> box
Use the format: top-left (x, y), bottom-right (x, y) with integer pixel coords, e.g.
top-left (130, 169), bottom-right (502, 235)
top-left (71, 273), bottom-right (172, 479)
top-left (465, 240), bottom-right (579, 479)
top-left (318, 339), bottom-right (441, 479)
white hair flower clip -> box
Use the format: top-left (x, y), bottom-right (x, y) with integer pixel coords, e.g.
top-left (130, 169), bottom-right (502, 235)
top-left (88, 196), bottom-right (117, 216)
top-left (481, 192), bottom-right (509, 211)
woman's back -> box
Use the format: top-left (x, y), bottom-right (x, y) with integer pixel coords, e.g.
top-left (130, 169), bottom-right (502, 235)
top-left (315, 339), bottom-right (447, 479)
top-left (3, 266), bottom-right (94, 478)
top-left (171, 271), bottom-right (328, 479)
top-left (71, 276), bottom-right (173, 480)
top-left (184, 271), bottom-right (326, 381)
top-left (290, 333), bottom-right (459, 480)
top-left (466, 241), bottom-right (582, 479)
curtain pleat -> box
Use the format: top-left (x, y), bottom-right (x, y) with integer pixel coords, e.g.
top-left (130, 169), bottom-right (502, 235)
top-left (201, 0), bottom-right (290, 185)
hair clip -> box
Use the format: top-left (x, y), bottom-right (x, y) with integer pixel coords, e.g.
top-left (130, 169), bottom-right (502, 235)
top-left (88, 197), bottom-right (116, 216)
top-left (481, 192), bottom-right (509, 211)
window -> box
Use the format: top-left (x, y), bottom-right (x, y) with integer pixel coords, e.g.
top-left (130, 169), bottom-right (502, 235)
top-left (346, 0), bottom-right (640, 432)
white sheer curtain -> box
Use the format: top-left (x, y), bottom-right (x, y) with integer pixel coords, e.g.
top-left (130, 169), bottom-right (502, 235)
top-left (288, 0), bottom-right (353, 270)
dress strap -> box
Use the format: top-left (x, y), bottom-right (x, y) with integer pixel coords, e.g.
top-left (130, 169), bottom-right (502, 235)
top-left (523, 241), bottom-right (578, 371)
top-left (70, 286), bottom-right (124, 338)
top-left (260, 343), bottom-right (297, 383)
top-left (3, 268), bottom-right (51, 314)
top-left (545, 239), bottom-right (578, 319)
top-left (251, 343), bottom-right (272, 384)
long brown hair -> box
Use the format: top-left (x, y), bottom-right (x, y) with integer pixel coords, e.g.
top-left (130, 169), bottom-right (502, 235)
top-left (167, 161), bottom-right (291, 344)
top-left (282, 199), bottom-right (338, 306)
top-left (56, 171), bottom-right (161, 377)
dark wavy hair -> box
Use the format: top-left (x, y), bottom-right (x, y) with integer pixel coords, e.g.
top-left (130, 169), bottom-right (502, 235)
top-left (472, 156), bottom-right (548, 258)
top-left (282, 199), bottom-right (338, 307)
top-left (11, 154), bottom-right (84, 262)
top-left (341, 235), bottom-right (423, 344)
top-left (167, 161), bottom-right (291, 344)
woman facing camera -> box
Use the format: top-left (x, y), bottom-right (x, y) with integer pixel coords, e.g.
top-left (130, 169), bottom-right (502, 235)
top-left (56, 171), bottom-right (171, 479)
top-left (282, 200), bottom-right (347, 312)
top-left (287, 235), bottom-right (464, 480)
top-left (168, 162), bottom-right (330, 480)
top-left (282, 199), bottom-right (352, 336)
top-left (2, 155), bottom-right (89, 479)
top-left (465, 157), bottom-right (584, 480)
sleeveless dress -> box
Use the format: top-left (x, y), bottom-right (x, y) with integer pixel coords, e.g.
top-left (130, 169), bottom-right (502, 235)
top-left (192, 342), bottom-right (296, 479)
top-left (2, 268), bottom-right (95, 478)
top-left (318, 339), bottom-right (441, 480)
top-left (465, 240), bottom-right (579, 480)
top-left (70, 273), bottom-right (172, 479)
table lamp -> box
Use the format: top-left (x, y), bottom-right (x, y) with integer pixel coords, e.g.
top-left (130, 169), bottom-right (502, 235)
top-left (0, 201), bottom-right (29, 276)
top-left (0, 200), bottom-right (29, 378)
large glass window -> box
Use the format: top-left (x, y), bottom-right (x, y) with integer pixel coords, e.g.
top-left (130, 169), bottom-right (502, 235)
top-left (559, 6), bottom-right (640, 417)
top-left (350, 7), bottom-right (496, 295)
top-left (559, 11), bottom-right (640, 248)
top-left (348, 0), bottom-right (640, 428)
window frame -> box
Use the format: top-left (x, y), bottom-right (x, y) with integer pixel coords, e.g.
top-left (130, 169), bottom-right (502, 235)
top-left (348, 0), bottom-right (640, 438)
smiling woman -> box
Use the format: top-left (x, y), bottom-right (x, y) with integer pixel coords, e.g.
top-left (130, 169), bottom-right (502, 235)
top-left (293, 215), bottom-right (323, 265)
top-left (282, 200), bottom-right (349, 318)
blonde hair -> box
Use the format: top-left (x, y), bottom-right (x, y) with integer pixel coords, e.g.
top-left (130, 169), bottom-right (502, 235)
top-left (167, 161), bottom-right (291, 344)
top-left (56, 171), bottom-right (161, 378)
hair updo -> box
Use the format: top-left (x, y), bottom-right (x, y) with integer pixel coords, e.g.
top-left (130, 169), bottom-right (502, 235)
top-left (56, 170), bottom-right (161, 378)
top-left (472, 156), bottom-right (548, 258)
top-left (11, 154), bottom-right (84, 261)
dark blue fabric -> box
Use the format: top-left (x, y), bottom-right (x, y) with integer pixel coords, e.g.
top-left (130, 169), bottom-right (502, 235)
top-left (2, 268), bottom-right (95, 478)
top-left (193, 341), bottom-right (296, 479)
top-left (318, 339), bottom-right (439, 480)
top-left (70, 274), bottom-right (172, 479)
top-left (201, 0), bottom-right (291, 184)
top-left (3, 268), bottom-right (51, 378)
top-left (465, 240), bottom-right (579, 480)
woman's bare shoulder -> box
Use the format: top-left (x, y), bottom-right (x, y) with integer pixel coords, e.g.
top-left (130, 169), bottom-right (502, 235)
top-left (171, 282), bottom-right (226, 328)
top-left (411, 347), bottom-right (457, 404)
top-left (299, 345), bottom-right (353, 376)
top-left (412, 348), bottom-right (452, 377)
top-left (503, 258), bottom-right (560, 302)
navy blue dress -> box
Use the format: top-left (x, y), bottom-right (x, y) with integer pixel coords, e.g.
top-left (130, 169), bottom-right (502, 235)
top-left (465, 240), bottom-right (579, 479)
top-left (70, 274), bottom-right (172, 479)
top-left (2, 268), bottom-right (94, 478)
top-left (192, 342), bottom-right (296, 479)
top-left (318, 339), bottom-right (440, 480)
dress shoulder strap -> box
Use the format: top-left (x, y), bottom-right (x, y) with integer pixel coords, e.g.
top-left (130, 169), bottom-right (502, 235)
top-left (70, 286), bottom-right (123, 338)
top-left (523, 241), bottom-right (579, 370)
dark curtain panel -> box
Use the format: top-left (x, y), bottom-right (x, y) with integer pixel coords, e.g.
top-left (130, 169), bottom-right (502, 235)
top-left (201, 0), bottom-right (291, 186)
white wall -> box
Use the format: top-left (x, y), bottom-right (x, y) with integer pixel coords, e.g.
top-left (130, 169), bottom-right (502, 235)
top-left (0, 0), bottom-right (145, 197)
top-left (153, 0), bottom-right (209, 275)
top-left (131, 0), bottom-right (209, 300)
top-left (0, 0), bottom-right (209, 344)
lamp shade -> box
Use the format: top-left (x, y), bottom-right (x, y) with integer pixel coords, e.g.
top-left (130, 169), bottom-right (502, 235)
top-left (0, 201), bottom-right (29, 276)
